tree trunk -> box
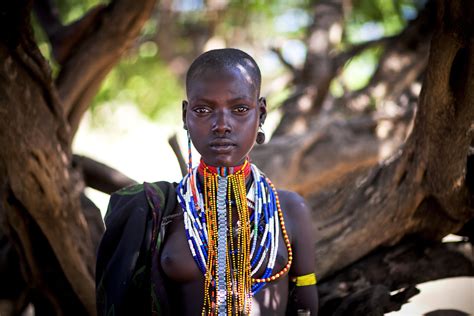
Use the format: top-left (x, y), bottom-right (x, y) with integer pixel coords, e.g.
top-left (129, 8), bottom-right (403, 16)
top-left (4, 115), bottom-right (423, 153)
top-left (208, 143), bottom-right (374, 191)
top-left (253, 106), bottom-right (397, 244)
top-left (0, 0), bottom-right (156, 314)
top-left (0, 9), bottom-right (96, 313)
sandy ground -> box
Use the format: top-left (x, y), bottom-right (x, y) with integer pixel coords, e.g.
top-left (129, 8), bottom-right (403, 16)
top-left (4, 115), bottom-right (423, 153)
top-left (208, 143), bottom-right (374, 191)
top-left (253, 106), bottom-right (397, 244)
top-left (386, 277), bottom-right (473, 315)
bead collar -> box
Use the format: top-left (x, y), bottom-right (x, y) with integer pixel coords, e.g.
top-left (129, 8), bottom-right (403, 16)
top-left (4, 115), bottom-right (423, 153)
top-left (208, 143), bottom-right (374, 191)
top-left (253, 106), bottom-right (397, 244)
top-left (197, 158), bottom-right (252, 178)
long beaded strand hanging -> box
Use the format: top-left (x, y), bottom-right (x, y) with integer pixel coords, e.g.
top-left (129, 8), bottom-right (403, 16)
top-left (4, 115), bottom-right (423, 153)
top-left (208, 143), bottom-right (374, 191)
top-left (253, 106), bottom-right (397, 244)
top-left (200, 163), bottom-right (252, 315)
top-left (216, 174), bottom-right (228, 315)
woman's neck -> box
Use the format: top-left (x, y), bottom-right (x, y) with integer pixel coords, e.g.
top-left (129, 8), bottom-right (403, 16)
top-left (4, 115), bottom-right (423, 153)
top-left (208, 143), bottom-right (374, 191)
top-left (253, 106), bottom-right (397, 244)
top-left (197, 159), bottom-right (251, 177)
top-left (196, 159), bottom-right (253, 189)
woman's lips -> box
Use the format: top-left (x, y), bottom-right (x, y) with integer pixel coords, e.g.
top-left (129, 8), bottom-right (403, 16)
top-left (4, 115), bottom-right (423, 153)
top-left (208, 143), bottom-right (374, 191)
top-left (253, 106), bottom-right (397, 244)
top-left (209, 143), bottom-right (236, 153)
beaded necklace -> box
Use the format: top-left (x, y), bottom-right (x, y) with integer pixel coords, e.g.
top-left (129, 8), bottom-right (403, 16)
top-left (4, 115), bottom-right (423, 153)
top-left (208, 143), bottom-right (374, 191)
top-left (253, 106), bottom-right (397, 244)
top-left (176, 159), bottom-right (292, 315)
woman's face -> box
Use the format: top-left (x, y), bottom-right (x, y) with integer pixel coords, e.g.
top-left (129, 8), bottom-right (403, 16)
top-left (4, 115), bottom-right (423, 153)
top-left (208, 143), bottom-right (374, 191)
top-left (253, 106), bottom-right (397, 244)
top-left (183, 67), bottom-right (266, 167)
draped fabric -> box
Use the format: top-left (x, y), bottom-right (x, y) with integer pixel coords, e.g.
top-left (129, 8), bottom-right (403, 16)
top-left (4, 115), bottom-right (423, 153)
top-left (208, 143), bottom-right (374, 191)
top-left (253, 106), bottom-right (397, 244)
top-left (95, 181), bottom-right (178, 316)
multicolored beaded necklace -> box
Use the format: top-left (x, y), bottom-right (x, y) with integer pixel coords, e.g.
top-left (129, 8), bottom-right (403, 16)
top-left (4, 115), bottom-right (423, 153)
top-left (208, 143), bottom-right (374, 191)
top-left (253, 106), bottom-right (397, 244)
top-left (176, 158), bottom-right (293, 315)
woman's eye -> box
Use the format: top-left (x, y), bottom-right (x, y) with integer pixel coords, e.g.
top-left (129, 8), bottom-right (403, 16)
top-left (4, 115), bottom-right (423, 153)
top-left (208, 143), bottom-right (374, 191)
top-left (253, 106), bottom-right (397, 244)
top-left (194, 107), bottom-right (210, 114)
top-left (234, 106), bottom-right (249, 113)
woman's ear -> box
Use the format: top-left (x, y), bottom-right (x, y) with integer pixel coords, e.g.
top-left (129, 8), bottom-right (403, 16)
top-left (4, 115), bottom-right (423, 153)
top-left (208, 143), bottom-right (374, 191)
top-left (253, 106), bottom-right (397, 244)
top-left (182, 100), bottom-right (188, 130)
top-left (258, 97), bottom-right (267, 126)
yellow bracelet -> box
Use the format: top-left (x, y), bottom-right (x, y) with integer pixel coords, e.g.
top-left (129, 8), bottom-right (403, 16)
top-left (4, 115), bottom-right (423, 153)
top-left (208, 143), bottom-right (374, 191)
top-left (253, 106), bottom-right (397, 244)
top-left (291, 273), bottom-right (317, 286)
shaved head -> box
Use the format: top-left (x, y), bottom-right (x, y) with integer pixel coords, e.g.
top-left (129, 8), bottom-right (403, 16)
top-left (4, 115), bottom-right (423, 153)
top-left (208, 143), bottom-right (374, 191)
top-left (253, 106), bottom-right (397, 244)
top-left (186, 48), bottom-right (262, 96)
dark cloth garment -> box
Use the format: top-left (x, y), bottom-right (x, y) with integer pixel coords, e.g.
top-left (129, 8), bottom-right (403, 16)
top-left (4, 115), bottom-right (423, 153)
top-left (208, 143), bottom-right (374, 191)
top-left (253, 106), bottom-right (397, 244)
top-left (95, 181), bottom-right (178, 316)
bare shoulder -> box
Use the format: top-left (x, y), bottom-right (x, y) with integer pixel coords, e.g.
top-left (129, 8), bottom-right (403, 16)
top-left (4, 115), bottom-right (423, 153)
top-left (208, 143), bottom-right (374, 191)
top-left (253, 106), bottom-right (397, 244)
top-left (276, 190), bottom-right (313, 241)
top-left (276, 189), bottom-right (311, 217)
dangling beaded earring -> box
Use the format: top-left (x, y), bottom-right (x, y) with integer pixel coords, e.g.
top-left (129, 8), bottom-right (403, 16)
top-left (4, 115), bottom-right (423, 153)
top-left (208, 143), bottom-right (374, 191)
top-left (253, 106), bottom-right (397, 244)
top-left (256, 125), bottom-right (265, 144)
top-left (187, 129), bottom-right (192, 174)
top-left (186, 128), bottom-right (199, 208)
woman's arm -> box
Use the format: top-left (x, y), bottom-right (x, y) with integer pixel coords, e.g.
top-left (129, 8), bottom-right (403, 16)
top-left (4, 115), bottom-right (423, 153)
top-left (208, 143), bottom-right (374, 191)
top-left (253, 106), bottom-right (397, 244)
top-left (280, 191), bottom-right (319, 315)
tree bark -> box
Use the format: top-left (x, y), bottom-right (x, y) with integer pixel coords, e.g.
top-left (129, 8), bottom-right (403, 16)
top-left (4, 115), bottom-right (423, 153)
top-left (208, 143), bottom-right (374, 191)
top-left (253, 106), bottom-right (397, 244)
top-left (73, 155), bottom-right (136, 194)
top-left (0, 0), bottom-right (156, 314)
top-left (0, 22), bottom-right (96, 316)
top-left (254, 3), bottom-right (437, 197)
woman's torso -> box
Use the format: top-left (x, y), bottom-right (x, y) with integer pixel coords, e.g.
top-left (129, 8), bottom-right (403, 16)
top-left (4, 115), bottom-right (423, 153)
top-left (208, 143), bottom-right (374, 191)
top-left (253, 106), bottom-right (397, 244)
top-left (160, 196), bottom-right (293, 315)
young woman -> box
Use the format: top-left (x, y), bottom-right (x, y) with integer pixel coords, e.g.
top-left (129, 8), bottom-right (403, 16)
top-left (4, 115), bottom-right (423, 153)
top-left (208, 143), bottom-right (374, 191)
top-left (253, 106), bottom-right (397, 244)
top-left (96, 48), bottom-right (318, 315)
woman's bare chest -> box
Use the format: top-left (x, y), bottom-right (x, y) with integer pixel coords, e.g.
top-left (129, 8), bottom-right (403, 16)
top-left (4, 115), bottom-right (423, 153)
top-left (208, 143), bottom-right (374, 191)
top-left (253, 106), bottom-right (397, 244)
top-left (160, 208), bottom-right (290, 284)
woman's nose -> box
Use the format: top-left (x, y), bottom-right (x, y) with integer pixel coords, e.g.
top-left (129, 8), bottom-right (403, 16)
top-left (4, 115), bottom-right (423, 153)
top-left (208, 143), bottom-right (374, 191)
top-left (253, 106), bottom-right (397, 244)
top-left (211, 110), bottom-right (231, 135)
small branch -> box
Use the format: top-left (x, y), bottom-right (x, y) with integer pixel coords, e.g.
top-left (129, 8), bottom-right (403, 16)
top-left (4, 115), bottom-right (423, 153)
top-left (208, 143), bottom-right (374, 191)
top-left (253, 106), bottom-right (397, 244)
top-left (333, 35), bottom-right (395, 70)
top-left (333, 0), bottom-right (436, 82)
top-left (168, 134), bottom-right (187, 177)
top-left (270, 47), bottom-right (298, 75)
top-left (33, 1), bottom-right (106, 65)
top-left (73, 155), bottom-right (136, 194)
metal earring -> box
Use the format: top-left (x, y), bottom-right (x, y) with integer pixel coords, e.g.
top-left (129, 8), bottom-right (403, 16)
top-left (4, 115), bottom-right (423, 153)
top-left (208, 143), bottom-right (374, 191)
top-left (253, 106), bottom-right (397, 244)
top-left (256, 126), bottom-right (265, 144)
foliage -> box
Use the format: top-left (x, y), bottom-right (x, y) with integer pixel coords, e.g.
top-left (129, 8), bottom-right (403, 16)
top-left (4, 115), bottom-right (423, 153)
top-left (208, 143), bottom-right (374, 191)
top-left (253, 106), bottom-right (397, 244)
top-left (92, 43), bottom-right (183, 121)
top-left (340, 0), bottom-right (424, 90)
top-left (56, 0), bottom-right (106, 24)
top-left (32, 0), bottom-right (426, 123)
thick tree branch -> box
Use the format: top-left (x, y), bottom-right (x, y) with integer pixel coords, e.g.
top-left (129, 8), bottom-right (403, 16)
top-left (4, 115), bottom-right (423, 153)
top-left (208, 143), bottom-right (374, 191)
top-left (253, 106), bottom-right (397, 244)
top-left (252, 114), bottom-right (381, 193)
top-left (56, 0), bottom-right (157, 140)
top-left (256, 1), bottom-right (436, 196)
top-left (0, 231), bottom-right (29, 315)
top-left (73, 155), bottom-right (136, 194)
top-left (33, 1), bottom-right (106, 65)
top-left (319, 239), bottom-right (473, 315)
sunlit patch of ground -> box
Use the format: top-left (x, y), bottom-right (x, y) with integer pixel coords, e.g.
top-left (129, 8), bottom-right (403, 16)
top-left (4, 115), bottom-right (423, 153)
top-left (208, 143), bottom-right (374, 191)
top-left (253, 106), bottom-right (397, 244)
top-left (385, 277), bottom-right (473, 316)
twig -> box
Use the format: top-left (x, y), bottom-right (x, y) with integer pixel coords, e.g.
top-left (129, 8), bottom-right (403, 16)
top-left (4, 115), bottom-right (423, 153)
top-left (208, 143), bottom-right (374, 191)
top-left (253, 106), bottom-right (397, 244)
top-left (168, 133), bottom-right (187, 177)
top-left (334, 35), bottom-right (396, 70)
top-left (270, 47), bottom-right (298, 75)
